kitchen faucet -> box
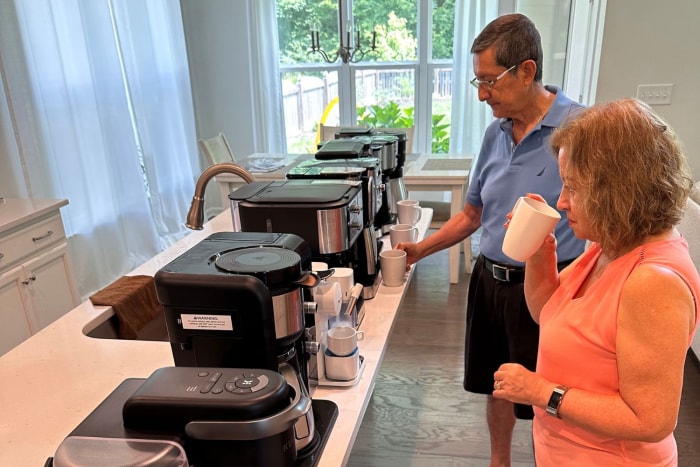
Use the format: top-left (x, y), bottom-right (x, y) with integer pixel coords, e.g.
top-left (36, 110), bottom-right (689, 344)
top-left (186, 162), bottom-right (256, 230)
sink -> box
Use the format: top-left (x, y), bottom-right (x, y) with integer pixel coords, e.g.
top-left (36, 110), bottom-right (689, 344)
top-left (83, 312), bottom-right (169, 341)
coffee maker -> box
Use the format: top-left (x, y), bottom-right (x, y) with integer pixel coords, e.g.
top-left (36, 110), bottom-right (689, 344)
top-left (228, 179), bottom-right (381, 300)
top-left (153, 231), bottom-right (323, 459)
top-left (375, 129), bottom-right (409, 209)
top-left (326, 128), bottom-right (408, 235)
top-left (285, 157), bottom-right (382, 300)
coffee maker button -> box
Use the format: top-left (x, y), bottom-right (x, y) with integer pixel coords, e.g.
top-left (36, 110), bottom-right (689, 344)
top-left (235, 376), bottom-right (260, 390)
top-left (197, 371), bottom-right (209, 378)
top-left (208, 371), bottom-right (222, 383)
top-left (200, 382), bottom-right (214, 394)
top-left (211, 387), bottom-right (223, 394)
top-left (250, 374), bottom-right (269, 392)
top-left (233, 387), bottom-right (252, 394)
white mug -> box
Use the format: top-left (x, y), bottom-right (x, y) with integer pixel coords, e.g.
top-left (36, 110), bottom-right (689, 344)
top-left (389, 223), bottom-right (418, 247)
top-left (380, 249), bottom-right (407, 287)
top-left (327, 325), bottom-right (364, 356)
top-left (397, 200), bottom-right (422, 225)
top-left (502, 196), bottom-right (561, 262)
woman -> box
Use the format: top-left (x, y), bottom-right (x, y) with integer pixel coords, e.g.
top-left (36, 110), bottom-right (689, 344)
top-left (493, 98), bottom-right (699, 465)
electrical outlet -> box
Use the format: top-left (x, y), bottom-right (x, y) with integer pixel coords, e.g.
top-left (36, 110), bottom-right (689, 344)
top-left (636, 84), bottom-right (673, 105)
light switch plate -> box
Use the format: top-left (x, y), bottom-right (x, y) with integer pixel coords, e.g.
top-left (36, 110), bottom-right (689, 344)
top-left (636, 84), bottom-right (673, 105)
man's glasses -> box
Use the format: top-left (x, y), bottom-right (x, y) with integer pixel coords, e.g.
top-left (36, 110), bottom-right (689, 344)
top-left (470, 64), bottom-right (518, 90)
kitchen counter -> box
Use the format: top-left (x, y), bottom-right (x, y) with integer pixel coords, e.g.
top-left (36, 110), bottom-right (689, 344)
top-left (0, 197), bottom-right (68, 232)
top-left (0, 206), bottom-right (432, 467)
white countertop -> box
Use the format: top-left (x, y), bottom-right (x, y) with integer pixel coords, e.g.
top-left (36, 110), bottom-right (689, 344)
top-left (0, 206), bottom-right (432, 467)
top-left (0, 198), bottom-right (69, 232)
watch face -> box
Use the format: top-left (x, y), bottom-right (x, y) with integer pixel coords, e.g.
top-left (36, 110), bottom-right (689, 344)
top-left (546, 386), bottom-right (568, 417)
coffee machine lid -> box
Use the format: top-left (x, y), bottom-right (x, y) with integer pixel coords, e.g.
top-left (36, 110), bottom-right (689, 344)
top-left (374, 128), bottom-right (407, 142)
top-left (335, 126), bottom-right (375, 137)
top-left (287, 157), bottom-right (377, 178)
top-left (315, 139), bottom-right (368, 159)
top-left (215, 246), bottom-right (303, 287)
top-left (238, 180), bottom-right (361, 205)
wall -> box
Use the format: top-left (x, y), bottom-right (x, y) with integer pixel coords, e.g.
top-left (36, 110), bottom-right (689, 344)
top-left (595, 0), bottom-right (700, 179)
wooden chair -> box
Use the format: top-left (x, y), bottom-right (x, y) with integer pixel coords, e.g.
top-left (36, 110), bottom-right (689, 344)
top-left (319, 125), bottom-right (342, 143)
top-left (198, 132), bottom-right (236, 165)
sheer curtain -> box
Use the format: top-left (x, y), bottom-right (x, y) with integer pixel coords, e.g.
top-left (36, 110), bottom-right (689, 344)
top-left (0, 0), bottom-right (197, 298)
top-left (449, 0), bottom-right (498, 159)
top-left (249, 0), bottom-right (286, 153)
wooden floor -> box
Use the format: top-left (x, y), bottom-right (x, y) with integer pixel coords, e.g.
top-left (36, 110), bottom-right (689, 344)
top-left (347, 233), bottom-right (700, 466)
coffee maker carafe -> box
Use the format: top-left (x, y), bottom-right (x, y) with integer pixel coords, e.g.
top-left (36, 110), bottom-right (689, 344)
top-left (153, 232), bottom-right (321, 457)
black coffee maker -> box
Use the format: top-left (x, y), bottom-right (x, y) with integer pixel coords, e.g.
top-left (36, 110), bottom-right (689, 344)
top-left (285, 158), bottom-right (382, 300)
top-left (328, 127), bottom-right (408, 235)
top-left (229, 179), bottom-right (381, 300)
top-left (153, 231), bottom-right (322, 458)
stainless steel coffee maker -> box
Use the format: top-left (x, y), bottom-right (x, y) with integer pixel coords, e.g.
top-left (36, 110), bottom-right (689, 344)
top-left (331, 127), bottom-right (410, 235)
top-left (375, 129), bottom-right (410, 211)
top-left (229, 179), bottom-right (382, 300)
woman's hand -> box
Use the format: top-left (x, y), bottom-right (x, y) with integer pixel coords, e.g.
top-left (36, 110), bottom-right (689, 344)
top-left (493, 363), bottom-right (550, 407)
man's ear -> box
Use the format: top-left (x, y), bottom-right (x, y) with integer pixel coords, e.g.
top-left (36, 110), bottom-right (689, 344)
top-left (519, 59), bottom-right (538, 85)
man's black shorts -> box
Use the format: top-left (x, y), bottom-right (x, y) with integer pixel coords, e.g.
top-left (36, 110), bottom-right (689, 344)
top-left (463, 254), bottom-right (538, 420)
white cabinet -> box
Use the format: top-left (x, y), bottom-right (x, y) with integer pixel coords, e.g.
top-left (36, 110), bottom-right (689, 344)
top-left (0, 199), bottom-right (78, 355)
top-left (0, 265), bottom-right (34, 354)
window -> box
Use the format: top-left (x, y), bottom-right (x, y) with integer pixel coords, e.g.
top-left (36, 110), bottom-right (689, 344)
top-left (277, 0), bottom-right (445, 154)
top-left (276, 0), bottom-right (572, 155)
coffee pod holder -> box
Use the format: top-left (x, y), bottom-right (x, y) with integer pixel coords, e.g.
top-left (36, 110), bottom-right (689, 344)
top-left (309, 282), bottom-right (366, 387)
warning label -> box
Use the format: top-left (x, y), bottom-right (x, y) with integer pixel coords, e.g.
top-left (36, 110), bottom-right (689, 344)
top-left (180, 314), bottom-right (233, 331)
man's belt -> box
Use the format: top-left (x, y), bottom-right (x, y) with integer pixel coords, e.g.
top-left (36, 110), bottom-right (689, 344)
top-left (482, 255), bottom-right (576, 283)
top-left (482, 256), bottom-right (525, 283)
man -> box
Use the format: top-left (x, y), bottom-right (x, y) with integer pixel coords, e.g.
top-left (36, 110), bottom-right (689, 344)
top-left (395, 14), bottom-right (586, 466)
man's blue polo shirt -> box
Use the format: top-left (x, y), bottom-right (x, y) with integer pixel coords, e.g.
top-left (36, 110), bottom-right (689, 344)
top-left (466, 85), bottom-right (586, 265)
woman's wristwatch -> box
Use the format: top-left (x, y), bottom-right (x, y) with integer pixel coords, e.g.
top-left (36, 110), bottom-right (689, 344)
top-left (545, 385), bottom-right (570, 418)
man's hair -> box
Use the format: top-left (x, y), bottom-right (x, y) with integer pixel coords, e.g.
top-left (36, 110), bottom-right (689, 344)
top-left (550, 98), bottom-right (693, 255)
top-left (471, 13), bottom-right (543, 82)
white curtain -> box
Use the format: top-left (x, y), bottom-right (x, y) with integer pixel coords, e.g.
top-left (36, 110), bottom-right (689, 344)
top-left (449, 0), bottom-right (498, 159)
top-left (0, 0), bottom-right (198, 298)
top-left (249, 0), bottom-right (286, 153)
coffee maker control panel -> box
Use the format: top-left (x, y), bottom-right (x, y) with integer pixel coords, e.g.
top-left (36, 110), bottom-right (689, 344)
top-left (123, 367), bottom-right (290, 430)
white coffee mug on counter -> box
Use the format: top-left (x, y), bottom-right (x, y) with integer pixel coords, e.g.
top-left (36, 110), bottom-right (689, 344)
top-left (389, 223), bottom-right (418, 247)
top-left (380, 249), bottom-right (407, 287)
top-left (502, 196), bottom-right (560, 262)
top-left (327, 325), bottom-right (364, 356)
top-left (397, 200), bottom-right (422, 225)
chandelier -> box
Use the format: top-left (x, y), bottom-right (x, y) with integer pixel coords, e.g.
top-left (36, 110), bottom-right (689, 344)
top-left (309, 0), bottom-right (377, 64)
